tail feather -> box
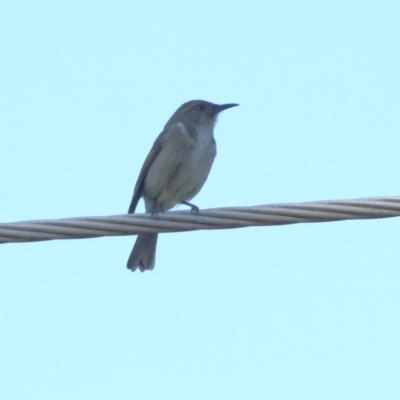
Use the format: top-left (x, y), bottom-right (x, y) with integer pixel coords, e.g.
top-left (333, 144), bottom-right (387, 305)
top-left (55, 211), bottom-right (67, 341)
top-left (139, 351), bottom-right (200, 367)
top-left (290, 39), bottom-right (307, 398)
top-left (127, 233), bottom-right (158, 272)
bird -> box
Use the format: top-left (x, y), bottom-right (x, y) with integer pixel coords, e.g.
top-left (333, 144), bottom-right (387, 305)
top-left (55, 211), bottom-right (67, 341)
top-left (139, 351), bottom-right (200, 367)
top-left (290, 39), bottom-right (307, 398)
top-left (127, 100), bottom-right (239, 272)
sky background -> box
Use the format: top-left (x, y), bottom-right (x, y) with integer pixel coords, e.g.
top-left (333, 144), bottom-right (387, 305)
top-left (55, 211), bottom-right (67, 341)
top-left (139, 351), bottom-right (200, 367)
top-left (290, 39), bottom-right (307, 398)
top-left (1, 1), bottom-right (400, 399)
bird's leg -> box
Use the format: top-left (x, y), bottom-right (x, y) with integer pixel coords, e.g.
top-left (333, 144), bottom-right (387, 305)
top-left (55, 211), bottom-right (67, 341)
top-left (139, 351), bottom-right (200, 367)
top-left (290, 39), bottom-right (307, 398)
top-left (150, 210), bottom-right (158, 218)
top-left (150, 209), bottom-right (165, 218)
top-left (150, 199), bottom-right (165, 218)
top-left (181, 201), bottom-right (199, 214)
top-left (150, 199), bottom-right (157, 218)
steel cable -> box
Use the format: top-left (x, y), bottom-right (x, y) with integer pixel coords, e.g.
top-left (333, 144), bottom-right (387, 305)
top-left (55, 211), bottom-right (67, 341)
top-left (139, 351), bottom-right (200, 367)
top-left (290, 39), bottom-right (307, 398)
top-left (1, 196), bottom-right (399, 244)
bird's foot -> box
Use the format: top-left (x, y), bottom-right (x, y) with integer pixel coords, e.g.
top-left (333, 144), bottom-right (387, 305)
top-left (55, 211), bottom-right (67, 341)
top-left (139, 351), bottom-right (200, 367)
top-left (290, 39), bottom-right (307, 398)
top-left (150, 209), bottom-right (165, 219)
top-left (181, 201), bottom-right (199, 214)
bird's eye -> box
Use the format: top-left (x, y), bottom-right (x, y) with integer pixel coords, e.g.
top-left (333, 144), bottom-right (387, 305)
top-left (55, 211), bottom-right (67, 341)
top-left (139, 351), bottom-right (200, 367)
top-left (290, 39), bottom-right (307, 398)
top-left (197, 104), bottom-right (205, 111)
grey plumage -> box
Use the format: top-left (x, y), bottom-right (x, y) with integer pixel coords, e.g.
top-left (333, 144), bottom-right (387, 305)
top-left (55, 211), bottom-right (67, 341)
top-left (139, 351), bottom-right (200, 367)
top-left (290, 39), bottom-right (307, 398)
top-left (127, 100), bottom-right (238, 272)
top-left (127, 233), bottom-right (158, 272)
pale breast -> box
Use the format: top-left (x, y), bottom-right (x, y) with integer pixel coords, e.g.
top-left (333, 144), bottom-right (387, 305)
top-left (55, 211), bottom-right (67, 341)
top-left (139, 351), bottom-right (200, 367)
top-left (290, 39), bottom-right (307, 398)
top-left (143, 122), bottom-right (216, 211)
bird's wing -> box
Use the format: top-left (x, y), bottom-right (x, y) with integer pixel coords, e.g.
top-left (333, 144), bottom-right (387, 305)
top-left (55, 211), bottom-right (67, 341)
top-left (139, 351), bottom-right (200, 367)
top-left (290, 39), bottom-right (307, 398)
top-left (127, 129), bottom-right (167, 214)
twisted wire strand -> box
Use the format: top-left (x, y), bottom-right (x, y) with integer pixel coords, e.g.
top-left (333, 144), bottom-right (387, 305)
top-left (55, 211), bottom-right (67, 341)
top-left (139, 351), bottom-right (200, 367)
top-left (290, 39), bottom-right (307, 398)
top-left (1, 196), bottom-right (399, 244)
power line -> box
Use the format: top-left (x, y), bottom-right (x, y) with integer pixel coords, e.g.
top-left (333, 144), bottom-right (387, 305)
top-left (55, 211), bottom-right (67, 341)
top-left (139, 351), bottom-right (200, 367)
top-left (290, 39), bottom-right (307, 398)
top-left (1, 196), bottom-right (399, 244)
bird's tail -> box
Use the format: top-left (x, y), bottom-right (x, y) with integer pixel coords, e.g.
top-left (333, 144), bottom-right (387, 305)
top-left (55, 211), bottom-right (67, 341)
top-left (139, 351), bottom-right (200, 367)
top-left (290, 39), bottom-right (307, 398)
top-left (127, 233), bottom-right (158, 272)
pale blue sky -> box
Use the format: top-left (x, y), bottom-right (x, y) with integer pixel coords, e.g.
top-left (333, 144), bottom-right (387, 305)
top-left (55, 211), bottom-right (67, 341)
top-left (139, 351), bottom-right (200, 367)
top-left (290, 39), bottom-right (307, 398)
top-left (1, 1), bottom-right (400, 399)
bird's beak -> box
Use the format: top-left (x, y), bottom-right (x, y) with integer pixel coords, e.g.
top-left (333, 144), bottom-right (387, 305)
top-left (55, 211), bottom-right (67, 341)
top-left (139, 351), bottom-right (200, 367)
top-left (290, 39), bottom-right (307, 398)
top-left (214, 103), bottom-right (239, 113)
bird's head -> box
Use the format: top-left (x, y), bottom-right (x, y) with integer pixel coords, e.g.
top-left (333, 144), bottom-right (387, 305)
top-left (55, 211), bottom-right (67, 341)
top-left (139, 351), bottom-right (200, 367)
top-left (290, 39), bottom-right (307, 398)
top-left (166, 100), bottom-right (239, 129)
